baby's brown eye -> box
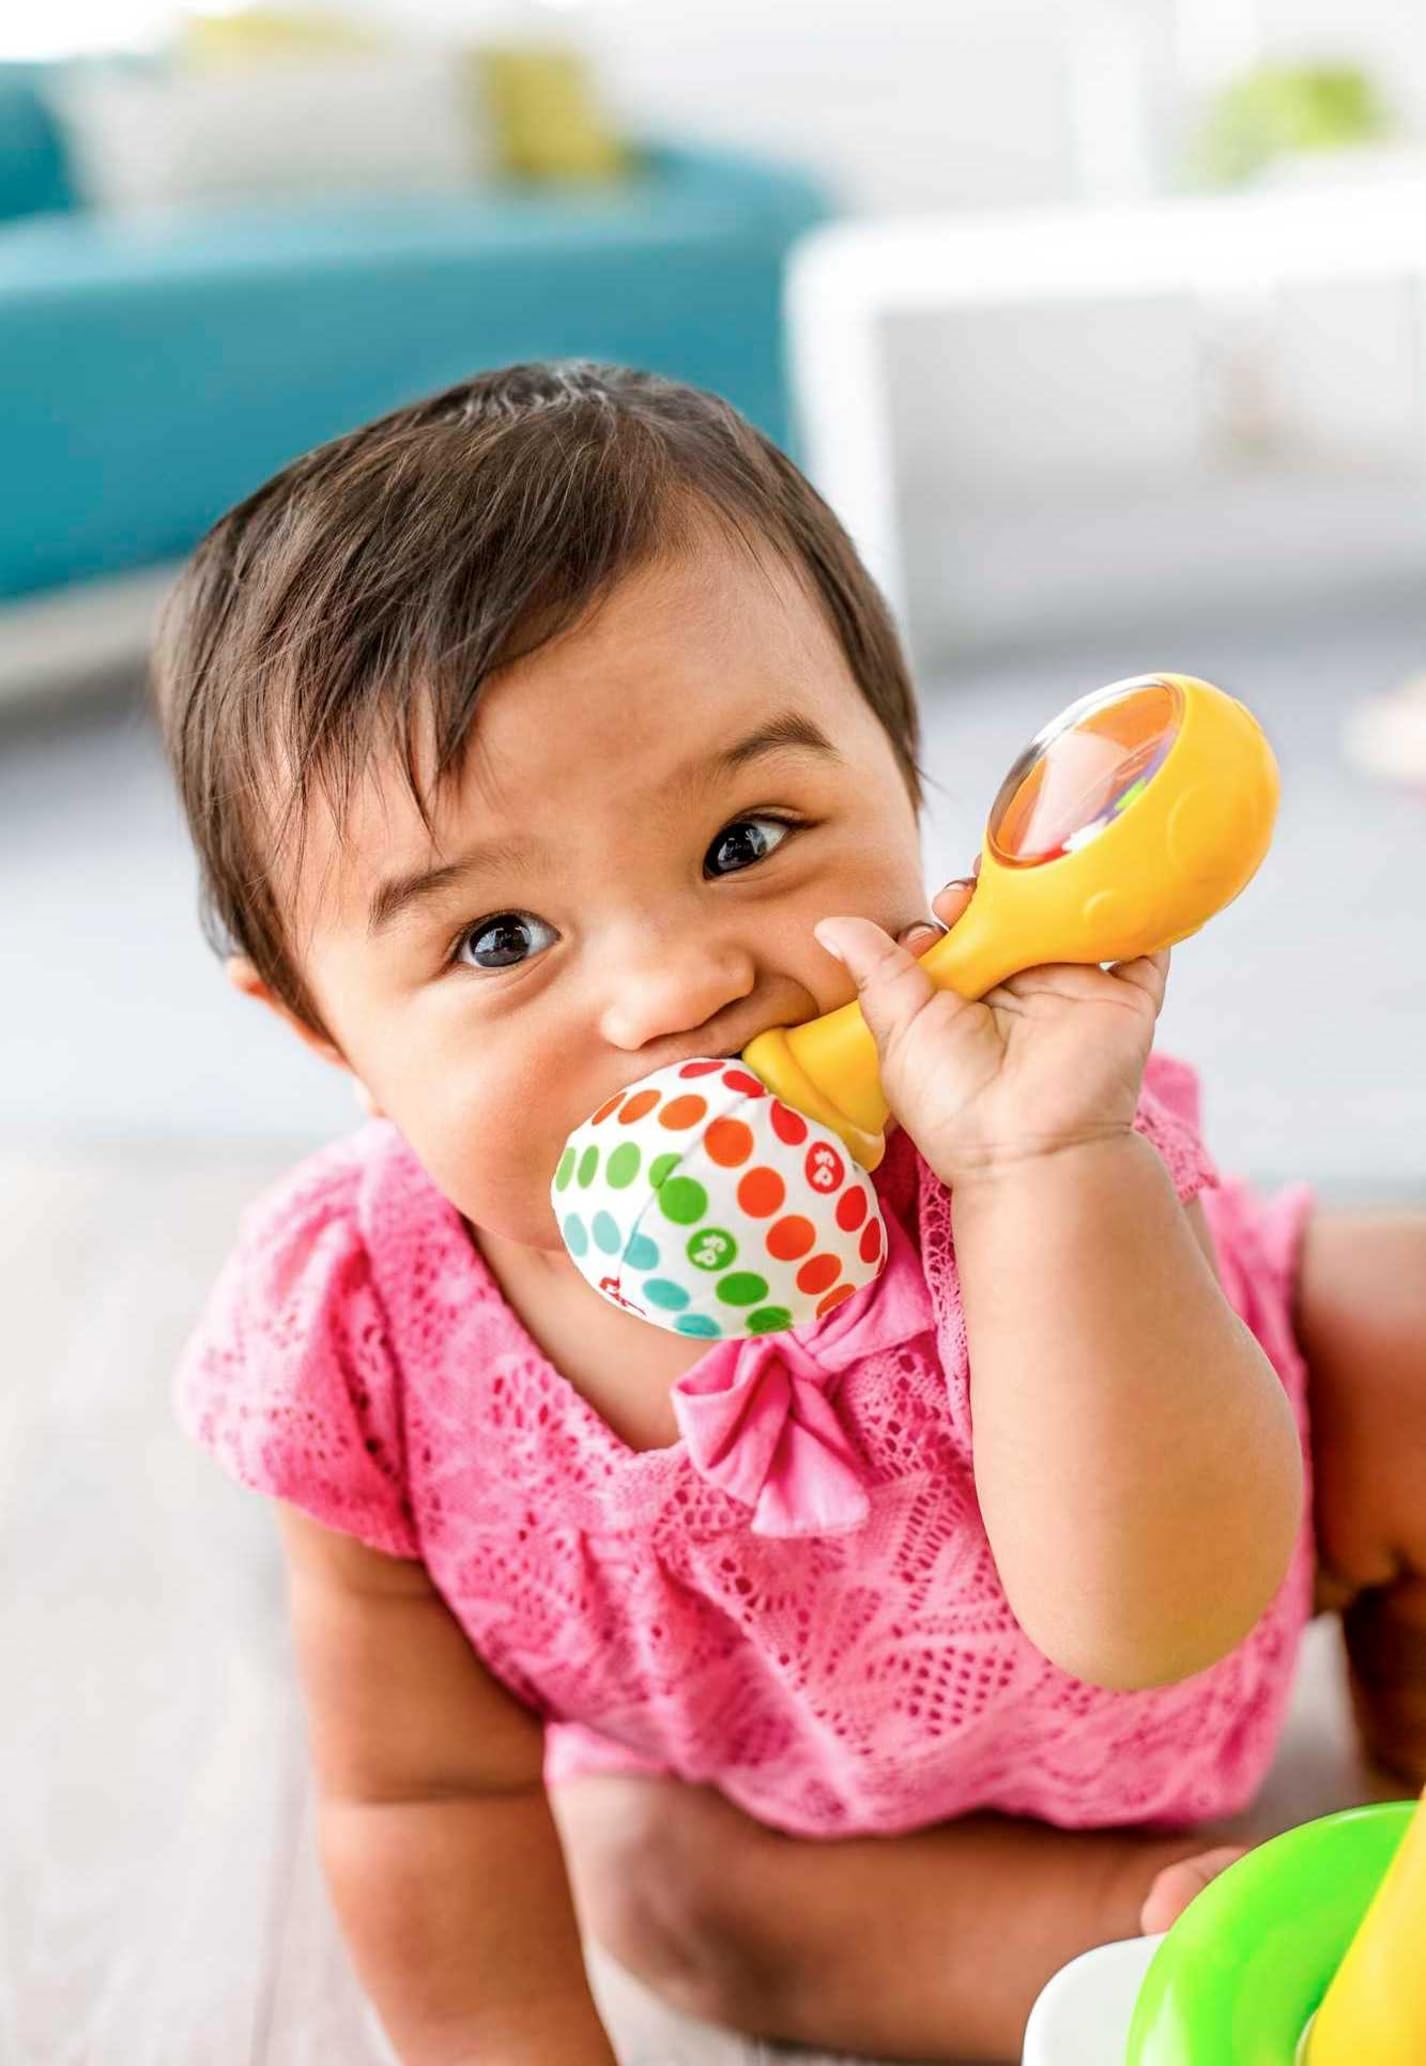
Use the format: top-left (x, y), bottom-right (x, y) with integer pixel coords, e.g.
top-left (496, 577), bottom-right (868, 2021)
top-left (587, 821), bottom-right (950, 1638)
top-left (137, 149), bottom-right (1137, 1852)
top-left (705, 815), bottom-right (795, 878)
top-left (454, 912), bottom-right (556, 972)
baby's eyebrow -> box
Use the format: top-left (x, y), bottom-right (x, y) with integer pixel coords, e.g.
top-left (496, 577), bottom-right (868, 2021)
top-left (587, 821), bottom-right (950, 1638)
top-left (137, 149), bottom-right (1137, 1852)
top-left (681, 709), bottom-right (845, 789)
top-left (367, 833), bottom-right (547, 937)
top-left (366, 708), bottom-right (844, 938)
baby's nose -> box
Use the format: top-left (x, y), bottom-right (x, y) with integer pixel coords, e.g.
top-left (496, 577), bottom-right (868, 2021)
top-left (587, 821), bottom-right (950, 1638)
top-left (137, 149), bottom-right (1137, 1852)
top-left (599, 939), bottom-right (755, 1054)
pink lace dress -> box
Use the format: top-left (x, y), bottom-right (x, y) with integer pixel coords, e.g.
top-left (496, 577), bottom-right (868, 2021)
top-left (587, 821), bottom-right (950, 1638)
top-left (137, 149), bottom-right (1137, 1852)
top-left (175, 1053), bottom-right (1316, 1838)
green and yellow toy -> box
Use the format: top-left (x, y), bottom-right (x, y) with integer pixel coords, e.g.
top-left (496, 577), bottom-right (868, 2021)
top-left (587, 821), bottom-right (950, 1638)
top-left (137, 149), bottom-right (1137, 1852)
top-left (1023, 1784), bottom-right (1426, 2063)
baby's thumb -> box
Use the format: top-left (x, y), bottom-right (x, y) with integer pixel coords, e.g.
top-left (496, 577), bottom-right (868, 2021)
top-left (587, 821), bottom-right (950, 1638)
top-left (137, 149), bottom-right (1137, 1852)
top-left (814, 916), bottom-right (944, 1056)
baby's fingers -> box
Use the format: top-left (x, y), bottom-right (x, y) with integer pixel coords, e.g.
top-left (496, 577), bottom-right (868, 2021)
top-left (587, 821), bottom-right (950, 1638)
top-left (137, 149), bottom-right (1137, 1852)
top-left (1139, 1844), bottom-right (1247, 1936)
top-left (814, 915), bottom-right (968, 1058)
top-left (896, 875), bottom-right (976, 959)
top-left (1108, 947), bottom-right (1171, 1016)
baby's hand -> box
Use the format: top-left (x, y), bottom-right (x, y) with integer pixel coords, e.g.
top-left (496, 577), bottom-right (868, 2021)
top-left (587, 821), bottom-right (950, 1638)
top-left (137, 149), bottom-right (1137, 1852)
top-left (1138, 1844), bottom-right (1248, 1934)
top-left (815, 875), bottom-right (1169, 1187)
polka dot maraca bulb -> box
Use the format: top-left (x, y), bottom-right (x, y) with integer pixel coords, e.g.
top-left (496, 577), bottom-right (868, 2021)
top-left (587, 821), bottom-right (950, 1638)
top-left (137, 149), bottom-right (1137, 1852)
top-left (553, 1059), bottom-right (889, 1338)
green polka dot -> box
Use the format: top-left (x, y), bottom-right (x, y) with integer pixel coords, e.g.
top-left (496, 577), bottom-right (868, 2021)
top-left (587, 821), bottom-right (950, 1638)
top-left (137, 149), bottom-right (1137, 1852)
top-left (606, 1142), bottom-right (641, 1189)
top-left (577, 1144), bottom-right (599, 1188)
top-left (649, 1151), bottom-right (680, 1188)
top-left (644, 1278), bottom-right (691, 1311)
top-left (625, 1231), bottom-right (660, 1271)
top-left (592, 1211), bottom-right (623, 1255)
top-left (717, 1271), bottom-right (769, 1307)
top-left (746, 1305), bottom-right (794, 1335)
top-left (658, 1176), bottom-right (708, 1225)
top-left (563, 1213), bottom-right (589, 1257)
top-left (555, 1147), bottom-right (576, 1192)
top-left (687, 1226), bottom-right (736, 1272)
top-left (675, 1313), bottom-right (723, 1338)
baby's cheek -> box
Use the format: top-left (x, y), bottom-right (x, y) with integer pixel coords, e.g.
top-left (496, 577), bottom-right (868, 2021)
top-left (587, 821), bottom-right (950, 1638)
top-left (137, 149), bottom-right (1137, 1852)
top-left (426, 1062), bottom-right (571, 1237)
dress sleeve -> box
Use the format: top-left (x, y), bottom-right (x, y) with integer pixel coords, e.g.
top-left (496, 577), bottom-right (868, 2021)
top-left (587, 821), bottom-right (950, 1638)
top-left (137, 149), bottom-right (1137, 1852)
top-left (1133, 1050), bottom-right (1219, 1205)
top-left (173, 1142), bottom-right (421, 1559)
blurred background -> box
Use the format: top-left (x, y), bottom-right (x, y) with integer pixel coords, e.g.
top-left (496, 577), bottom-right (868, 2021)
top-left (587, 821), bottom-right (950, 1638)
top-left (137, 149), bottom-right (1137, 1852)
top-left (3, 5), bottom-right (1425, 2062)
top-left (4, 0), bottom-right (1426, 1184)
top-left (5, 0), bottom-right (1426, 1182)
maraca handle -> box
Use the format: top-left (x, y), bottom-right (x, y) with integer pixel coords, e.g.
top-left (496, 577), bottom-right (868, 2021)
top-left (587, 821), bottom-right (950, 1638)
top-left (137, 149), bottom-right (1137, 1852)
top-left (918, 891), bottom-right (1025, 1001)
top-left (740, 897), bottom-right (1011, 1172)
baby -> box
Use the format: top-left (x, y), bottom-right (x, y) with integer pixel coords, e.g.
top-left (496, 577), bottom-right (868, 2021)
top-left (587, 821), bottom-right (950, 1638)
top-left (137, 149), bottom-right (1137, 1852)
top-left (157, 361), bottom-right (1426, 2064)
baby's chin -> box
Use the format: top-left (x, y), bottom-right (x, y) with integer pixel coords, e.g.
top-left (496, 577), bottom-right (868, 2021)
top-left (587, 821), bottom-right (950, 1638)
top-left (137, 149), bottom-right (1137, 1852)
top-left (462, 1197), bottom-right (583, 1278)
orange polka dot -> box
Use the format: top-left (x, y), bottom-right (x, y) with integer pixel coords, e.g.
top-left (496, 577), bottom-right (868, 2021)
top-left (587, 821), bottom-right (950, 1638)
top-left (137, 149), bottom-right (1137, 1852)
top-left (859, 1220), bottom-right (883, 1265)
top-left (618, 1088), bottom-right (660, 1124)
top-left (796, 1253), bottom-right (840, 1295)
top-left (817, 1283), bottom-right (857, 1319)
top-left (766, 1214), bottom-right (816, 1261)
top-left (659, 1094), bottom-right (708, 1131)
top-left (590, 1091), bottom-right (625, 1124)
top-left (705, 1116), bottom-right (754, 1166)
top-left (835, 1187), bottom-right (868, 1231)
top-left (738, 1166), bottom-right (786, 1218)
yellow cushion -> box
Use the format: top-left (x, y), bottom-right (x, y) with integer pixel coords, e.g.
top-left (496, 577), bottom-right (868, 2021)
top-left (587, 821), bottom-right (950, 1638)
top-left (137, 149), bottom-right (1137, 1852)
top-left (473, 43), bottom-right (629, 183)
top-left (178, 7), bottom-right (380, 68)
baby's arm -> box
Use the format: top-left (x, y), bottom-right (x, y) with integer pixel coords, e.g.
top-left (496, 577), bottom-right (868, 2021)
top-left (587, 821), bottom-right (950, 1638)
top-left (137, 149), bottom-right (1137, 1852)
top-left (561, 1760), bottom-right (1243, 2060)
top-left (953, 1131), bottom-right (1303, 1689)
top-left (277, 1505), bottom-right (617, 2066)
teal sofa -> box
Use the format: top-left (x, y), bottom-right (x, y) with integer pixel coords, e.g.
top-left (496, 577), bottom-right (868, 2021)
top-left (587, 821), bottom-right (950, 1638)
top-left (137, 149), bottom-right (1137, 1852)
top-left (0, 64), bottom-right (830, 603)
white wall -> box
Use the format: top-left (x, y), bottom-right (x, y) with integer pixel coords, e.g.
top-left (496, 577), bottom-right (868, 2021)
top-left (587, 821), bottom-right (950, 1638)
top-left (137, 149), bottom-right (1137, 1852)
top-left (584, 2), bottom-right (1426, 655)
top-left (586, 0), bottom-right (1086, 213)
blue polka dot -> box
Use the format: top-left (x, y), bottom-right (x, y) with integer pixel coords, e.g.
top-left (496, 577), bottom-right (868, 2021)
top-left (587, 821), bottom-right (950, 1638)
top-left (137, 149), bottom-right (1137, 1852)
top-left (563, 1213), bottom-right (588, 1257)
top-left (593, 1211), bottom-right (623, 1255)
top-left (675, 1313), bottom-right (723, 1338)
top-left (643, 1278), bottom-right (691, 1311)
top-left (624, 1231), bottom-right (660, 1271)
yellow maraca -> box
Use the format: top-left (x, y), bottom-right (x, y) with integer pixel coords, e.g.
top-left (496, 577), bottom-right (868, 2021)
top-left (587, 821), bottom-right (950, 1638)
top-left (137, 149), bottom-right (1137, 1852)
top-left (744, 672), bottom-right (1278, 1172)
top-left (554, 674), bottom-right (1276, 1338)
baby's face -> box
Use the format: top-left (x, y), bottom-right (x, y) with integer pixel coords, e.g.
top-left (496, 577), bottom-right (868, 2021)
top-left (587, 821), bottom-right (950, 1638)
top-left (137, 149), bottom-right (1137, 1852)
top-left (282, 534), bottom-right (930, 1259)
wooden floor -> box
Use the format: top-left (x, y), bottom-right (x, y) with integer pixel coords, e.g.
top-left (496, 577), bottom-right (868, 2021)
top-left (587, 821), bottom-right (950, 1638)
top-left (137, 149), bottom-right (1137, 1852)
top-left (2, 1142), bottom-right (1407, 2066)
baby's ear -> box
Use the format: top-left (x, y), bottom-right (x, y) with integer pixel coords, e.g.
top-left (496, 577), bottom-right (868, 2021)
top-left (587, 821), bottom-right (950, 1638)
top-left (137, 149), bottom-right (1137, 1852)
top-left (225, 956), bottom-right (346, 1074)
top-left (224, 958), bottom-right (387, 1118)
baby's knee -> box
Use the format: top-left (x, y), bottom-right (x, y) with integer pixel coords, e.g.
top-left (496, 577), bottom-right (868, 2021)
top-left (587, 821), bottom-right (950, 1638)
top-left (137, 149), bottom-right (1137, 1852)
top-left (555, 1776), bottom-right (781, 2032)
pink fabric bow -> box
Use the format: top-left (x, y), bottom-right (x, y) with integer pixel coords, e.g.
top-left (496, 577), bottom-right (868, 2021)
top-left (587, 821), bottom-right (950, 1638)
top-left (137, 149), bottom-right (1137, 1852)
top-left (670, 1198), bottom-right (935, 1538)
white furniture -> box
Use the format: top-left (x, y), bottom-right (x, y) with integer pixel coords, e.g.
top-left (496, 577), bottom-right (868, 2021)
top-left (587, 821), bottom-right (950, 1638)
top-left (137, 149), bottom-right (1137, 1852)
top-left (1021, 1935), bottom-right (1161, 2064)
top-left (785, 173), bottom-right (1426, 627)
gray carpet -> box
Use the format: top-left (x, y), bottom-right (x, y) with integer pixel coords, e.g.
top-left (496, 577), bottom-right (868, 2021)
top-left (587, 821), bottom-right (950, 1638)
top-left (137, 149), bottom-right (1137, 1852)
top-left (2, 589), bottom-right (1424, 1196)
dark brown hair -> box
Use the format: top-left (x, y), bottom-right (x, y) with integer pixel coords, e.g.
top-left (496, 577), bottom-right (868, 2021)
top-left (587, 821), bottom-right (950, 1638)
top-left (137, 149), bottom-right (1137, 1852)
top-left (152, 360), bottom-right (927, 1036)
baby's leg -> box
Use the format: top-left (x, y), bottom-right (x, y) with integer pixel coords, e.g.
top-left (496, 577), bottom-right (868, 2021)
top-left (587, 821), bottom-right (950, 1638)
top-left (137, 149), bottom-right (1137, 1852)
top-left (552, 1773), bottom-right (1224, 2062)
top-left (1299, 1209), bottom-right (1426, 1785)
